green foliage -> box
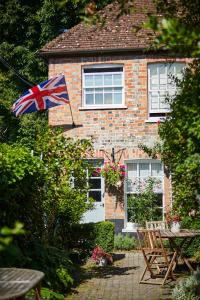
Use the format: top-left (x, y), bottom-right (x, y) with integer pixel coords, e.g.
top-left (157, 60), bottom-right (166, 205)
top-left (41, 288), bottom-right (65, 300)
top-left (100, 163), bottom-right (125, 188)
top-left (127, 178), bottom-right (161, 225)
top-left (0, 143), bottom-right (45, 236)
top-left (0, 222), bottom-right (24, 251)
top-left (69, 221), bottom-right (114, 261)
top-left (172, 268), bottom-right (200, 300)
top-left (25, 243), bottom-right (74, 292)
top-left (158, 60), bottom-right (200, 215)
top-left (146, 0), bottom-right (200, 57)
top-left (114, 234), bottom-right (137, 251)
top-left (0, 239), bottom-right (74, 297)
top-left (95, 221), bottom-right (115, 253)
top-left (0, 122), bottom-right (94, 294)
top-left (181, 216), bottom-right (200, 258)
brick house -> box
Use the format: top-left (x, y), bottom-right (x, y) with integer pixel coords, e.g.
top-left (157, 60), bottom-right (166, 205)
top-left (40, 0), bottom-right (186, 233)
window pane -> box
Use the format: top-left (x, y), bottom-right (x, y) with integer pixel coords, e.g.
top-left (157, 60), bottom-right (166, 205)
top-left (92, 169), bottom-right (101, 177)
top-left (168, 64), bottom-right (175, 75)
top-left (89, 191), bottom-right (101, 202)
top-left (160, 95), bottom-right (169, 109)
top-left (104, 93), bottom-right (112, 104)
top-left (150, 93), bottom-right (159, 110)
top-left (154, 207), bottom-right (163, 220)
top-left (104, 87), bottom-right (112, 93)
top-left (151, 163), bottom-right (162, 177)
top-left (159, 65), bottom-right (167, 90)
top-left (150, 64), bottom-right (158, 76)
top-left (85, 94), bottom-right (94, 105)
top-left (159, 65), bottom-right (166, 76)
top-left (167, 75), bottom-right (176, 88)
top-left (85, 88), bottom-right (94, 93)
top-left (95, 94), bottom-right (103, 104)
top-left (139, 163), bottom-right (150, 178)
top-left (104, 75), bottom-right (112, 86)
top-left (94, 75), bottom-right (103, 86)
top-left (95, 88), bottom-right (103, 93)
top-left (114, 93), bottom-right (122, 104)
top-left (114, 87), bottom-right (122, 93)
top-left (175, 63), bottom-right (184, 73)
top-left (155, 194), bottom-right (163, 206)
top-left (85, 75), bottom-right (93, 87)
top-left (150, 78), bottom-right (159, 90)
top-left (89, 178), bottom-right (101, 189)
top-left (113, 74), bottom-right (122, 85)
top-left (127, 163), bottom-right (137, 178)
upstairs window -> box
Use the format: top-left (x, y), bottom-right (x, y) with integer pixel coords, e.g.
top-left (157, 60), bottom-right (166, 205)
top-left (148, 62), bottom-right (185, 118)
top-left (83, 65), bottom-right (124, 108)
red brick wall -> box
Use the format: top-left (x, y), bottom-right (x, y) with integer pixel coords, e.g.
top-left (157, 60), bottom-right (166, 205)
top-left (48, 54), bottom-right (187, 223)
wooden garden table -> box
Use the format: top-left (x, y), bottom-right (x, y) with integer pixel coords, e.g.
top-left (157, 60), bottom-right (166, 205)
top-left (0, 268), bottom-right (44, 300)
top-left (160, 229), bottom-right (200, 272)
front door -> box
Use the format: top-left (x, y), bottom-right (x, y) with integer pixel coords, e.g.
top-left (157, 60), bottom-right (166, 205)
top-left (81, 163), bottom-right (105, 223)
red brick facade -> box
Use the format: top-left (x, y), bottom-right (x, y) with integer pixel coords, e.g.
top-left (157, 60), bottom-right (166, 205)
top-left (47, 54), bottom-right (187, 230)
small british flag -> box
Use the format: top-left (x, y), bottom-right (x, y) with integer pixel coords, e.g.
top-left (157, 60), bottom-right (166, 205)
top-left (12, 75), bottom-right (69, 117)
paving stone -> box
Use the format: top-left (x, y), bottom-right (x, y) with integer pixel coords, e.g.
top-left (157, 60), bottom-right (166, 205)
top-left (65, 252), bottom-right (182, 300)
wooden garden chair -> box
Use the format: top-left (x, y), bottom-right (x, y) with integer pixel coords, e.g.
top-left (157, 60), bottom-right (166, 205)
top-left (137, 229), bottom-right (177, 286)
top-left (146, 220), bottom-right (169, 230)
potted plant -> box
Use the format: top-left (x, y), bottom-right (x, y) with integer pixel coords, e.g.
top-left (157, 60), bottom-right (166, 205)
top-left (91, 246), bottom-right (113, 266)
top-left (127, 178), bottom-right (161, 228)
top-left (166, 209), bottom-right (181, 233)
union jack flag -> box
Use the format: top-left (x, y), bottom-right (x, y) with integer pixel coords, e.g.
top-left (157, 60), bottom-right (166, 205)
top-left (12, 75), bottom-right (69, 117)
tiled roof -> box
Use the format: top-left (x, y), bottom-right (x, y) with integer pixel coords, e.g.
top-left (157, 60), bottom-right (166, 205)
top-left (40, 0), bottom-right (156, 56)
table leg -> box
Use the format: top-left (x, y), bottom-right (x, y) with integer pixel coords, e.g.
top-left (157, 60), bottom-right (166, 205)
top-left (34, 283), bottom-right (41, 300)
top-left (168, 237), bottom-right (195, 272)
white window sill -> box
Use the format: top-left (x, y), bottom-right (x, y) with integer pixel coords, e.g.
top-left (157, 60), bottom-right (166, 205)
top-left (79, 105), bottom-right (127, 110)
top-left (145, 117), bottom-right (166, 123)
top-left (122, 228), bottom-right (138, 233)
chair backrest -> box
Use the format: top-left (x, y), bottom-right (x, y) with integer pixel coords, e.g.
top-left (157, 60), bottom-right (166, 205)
top-left (146, 220), bottom-right (168, 230)
top-left (137, 229), bottom-right (166, 253)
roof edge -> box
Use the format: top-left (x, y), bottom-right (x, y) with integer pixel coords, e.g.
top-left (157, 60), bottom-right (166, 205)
top-left (39, 47), bottom-right (173, 58)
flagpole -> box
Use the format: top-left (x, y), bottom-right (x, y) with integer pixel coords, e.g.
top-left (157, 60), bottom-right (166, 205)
top-left (69, 102), bottom-right (75, 127)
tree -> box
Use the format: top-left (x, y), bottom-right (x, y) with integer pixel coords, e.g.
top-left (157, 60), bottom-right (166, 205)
top-left (146, 0), bottom-right (200, 56)
top-left (143, 1), bottom-right (200, 214)
top-left (158, 60), bottom-right (200, 214)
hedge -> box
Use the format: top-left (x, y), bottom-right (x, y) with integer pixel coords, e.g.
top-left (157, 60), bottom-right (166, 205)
top-left (181, 216), bottom-right (200, 257)
top-left (69, 221), bottom-right (114, 256)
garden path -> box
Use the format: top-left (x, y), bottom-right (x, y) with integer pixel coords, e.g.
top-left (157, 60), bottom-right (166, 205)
top-left (66, 252), bottom-right (179, 300)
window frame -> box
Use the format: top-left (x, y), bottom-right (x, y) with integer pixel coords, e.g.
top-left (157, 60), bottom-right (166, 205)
top-left (125, 159), bottom-right (165, 222)
top-left (86, 159), bottom-right (104, 203)
top-left (148, 62), bottom-right (185, 119)
top-left (82, 64), bottom-right (125, 109)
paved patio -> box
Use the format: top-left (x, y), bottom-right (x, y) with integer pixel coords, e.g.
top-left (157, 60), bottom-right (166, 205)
top-left (66, 252), bottom-right (180, 300)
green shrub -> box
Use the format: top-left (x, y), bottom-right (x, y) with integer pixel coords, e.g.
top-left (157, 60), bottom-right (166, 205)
top-left (69, 221), bottom-right (114, 261)
top-left (181, 216), bottom-right (200, 257)
top-left (0, 240), bottom-right (74, 296)
top-left (172, 268), bottom-right (200, 300)
top-left (95, 221), bottom-right (114, 253)
top-left (41, 288), bottom-right (65, 300)
top-left (114, 234), bottom-right (137, 250)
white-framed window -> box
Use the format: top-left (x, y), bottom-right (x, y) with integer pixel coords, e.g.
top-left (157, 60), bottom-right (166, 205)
top-left (83, 64), bottom-right (124, 108)
top-left (126, 160), bottom-right (164, 220)
top-left (71, 160), bottom-right (104, 203)
top-left (85, 160), bottom-right (104, 203)
top-left (148, 62), bottom-right (185, 118)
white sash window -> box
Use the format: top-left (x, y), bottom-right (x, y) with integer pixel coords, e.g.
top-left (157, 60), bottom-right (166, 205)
top-left (83, 64), bottom-right (124, 108)
top-left (148, 62), bottom-right (185, 118)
